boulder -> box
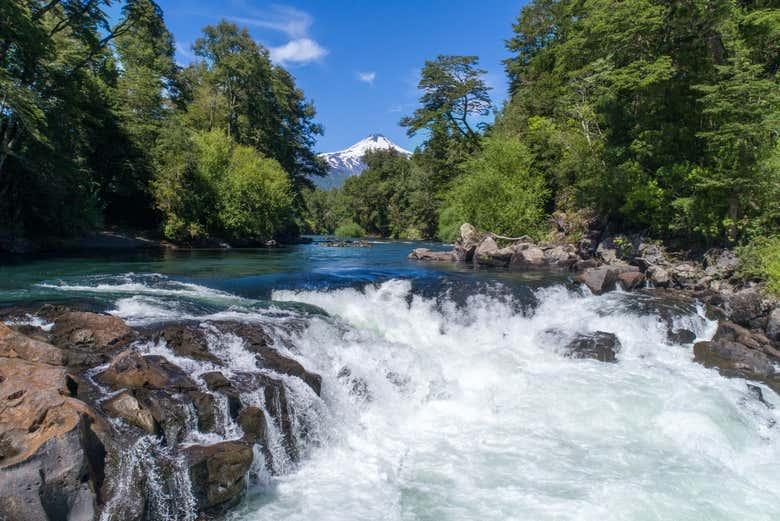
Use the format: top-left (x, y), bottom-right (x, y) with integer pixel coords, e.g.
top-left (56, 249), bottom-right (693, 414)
top-left (0, 358), bottom-right (107, 521)
top-left (215, 322), bottom-right (321, 396)
top-left (578, 267), bottom-right (618, 295)
top-left (51, 311), bottom-right (135, 351)
top-left (510, 242), bottom-right (547, 269)
top-left (634, 241), bottom-right (668, 271)
top-left (543, 245), bottom-right (579, 271)
top-left (726, 287), bottom-right (771, 329)
top-left (189, 391), bottom-right (217, 433)
top-left (563, 331), bottom-right (622, 362)
top-left (453, 223), bottom-right (483, 262)
top-left (670, 263), bottom-right (703, 289)
top-left (98, 350), bottom-right (197, 392)
top-left (237, 406), bottom-right (267, 444)
top-left (0, 322), bottom-right (65, 365)
top-left (103, 390), bottom-right (158, 434)
top-left (158, 324), bottom-right (221, 365)
top-left (617, 271), bottom-right (645, 290)
top-left (647, 265), bottom-right (671, 288)
top-left (767, 307), bottom-right (780, 341)
top-left (475, 237), bottom-right (514, 267)
top-left (668, 328), bottom-right (697, 345)
top-left (201, 371), bottom-right (232, 391)
top-left (408, 248), bottom-right (455, 262)
top-left (184, 442), bottom-right (253, 514)
top-left (703, 249), bottom-right (740, 279)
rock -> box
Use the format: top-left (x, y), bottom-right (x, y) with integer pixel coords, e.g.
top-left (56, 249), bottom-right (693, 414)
top-left (704, 249), bottom-right (740, 279)
top-left (510, 242), bottom-right (547, 269)
top-left (617, 271), bottom-right (645, 290)
top-left (634, 241), bottom-right (667, 271)
top-left (184, 441), bottom-right (253, 514)
top-left (543, 245), bottom-right (579, 271)
top-left (202, 371), bottom-right (232, 391)
top-left (670, 263), bottom-right (702, 289)
top-left (726, 287), bottom-right (771, 329)
top-left (189, 391), bottom-right (217, 433)
top-left (0, 358), bottom-right (107, 521)
top-left (596, 237), bottom-right (621, 264)
top-left (98, 350), bottom-right (198, 392)
top-left (337, 366), bottom-right (372, 400)
top-left (647, 265), bottom-right (671, 288)
top-left (563, 332), bottom-right (622, 362)
top-left (669, 328), bottom-right (697, 344)
top-left (237, 406), bottom-right (267, 444)
top-left (51, 311), bottom-right (136, 351)
top-left (135, 390), bottom-right (195, 445)
top-left (767, 307), bottom-right (780, 341)
top-left (475, 237), bottom-right (514, 267)
top-left (694, 340), bottom-right (780, 393)
top-left (158, 324), bottom-right (221, 365)
top-left (408, 248), bottom-right (455, 262)
top-left (215, 322), bottom-right (322, 396)
top-left (0, 322), bottom-right (65, 365)
top-left (578, 267), bottom-right (618, 295)
top-left (103, 390), bottom-right (158, 434)
top-left (454, 223), bottom-right (483, 262)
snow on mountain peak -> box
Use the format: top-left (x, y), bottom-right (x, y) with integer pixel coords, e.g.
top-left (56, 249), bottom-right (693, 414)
top-left (315, 134), bottom-right (412, 189)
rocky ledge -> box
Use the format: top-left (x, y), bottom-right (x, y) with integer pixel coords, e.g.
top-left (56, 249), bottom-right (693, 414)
top-left (411, 223), bottom-right (780, 393)
top-left (0, 307), bottom-right (322, 521)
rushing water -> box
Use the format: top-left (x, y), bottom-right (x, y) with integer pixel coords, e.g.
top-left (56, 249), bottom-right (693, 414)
top-left (2, 239), bottom-right (779, 520)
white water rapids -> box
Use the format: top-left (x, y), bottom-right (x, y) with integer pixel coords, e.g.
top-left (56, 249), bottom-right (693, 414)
top-left (50, 276), bottom-right (780, 520)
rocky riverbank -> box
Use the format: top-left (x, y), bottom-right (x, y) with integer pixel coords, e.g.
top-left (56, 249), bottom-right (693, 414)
top-left (0, 306), bottom-right (323, 521)
top-left (411, 223), bottom-right (780, 393)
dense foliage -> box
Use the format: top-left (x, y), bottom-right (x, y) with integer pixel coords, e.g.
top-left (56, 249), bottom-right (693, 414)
top-left (0, 1), bottom-right (323, 245)
top-left (306, 0), bottom-right (780, 254)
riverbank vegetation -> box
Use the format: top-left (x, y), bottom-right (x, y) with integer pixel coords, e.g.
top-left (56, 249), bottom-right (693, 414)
top-left (1, 0), bottom-right (323, 247)
top-left (305, 1), bottom-right (780, 249)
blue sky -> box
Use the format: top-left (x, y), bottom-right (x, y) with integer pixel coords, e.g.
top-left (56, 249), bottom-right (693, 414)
top-left (152, 0), bottom-right (526, 152)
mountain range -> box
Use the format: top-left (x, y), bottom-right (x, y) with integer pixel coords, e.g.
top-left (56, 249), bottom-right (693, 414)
top-left (315, 134), bottom-right (412, 189)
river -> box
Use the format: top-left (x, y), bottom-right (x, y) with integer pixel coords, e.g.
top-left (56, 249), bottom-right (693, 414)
top-left (1, 239), bottom-right (779, 520)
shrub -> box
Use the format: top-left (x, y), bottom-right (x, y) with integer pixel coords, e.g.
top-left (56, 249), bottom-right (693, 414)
top-left (437, 136), bottom-right (550, 240)
top-left (736, 236), bottom-right (780, 295)
top-left (334, 221), bottom-right (366, 238)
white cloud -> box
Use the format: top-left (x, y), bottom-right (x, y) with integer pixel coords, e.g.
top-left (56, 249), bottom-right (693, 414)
top-left (269, 38), bottom-right (328, 65)
top-left (358, 71), bottom-right (376, 86)
top-left (228, 5), bottom-right (312, 38)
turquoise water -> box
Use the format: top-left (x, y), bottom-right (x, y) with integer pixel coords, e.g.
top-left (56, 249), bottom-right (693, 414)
top-left (2, 239), bottom-right (779, 521)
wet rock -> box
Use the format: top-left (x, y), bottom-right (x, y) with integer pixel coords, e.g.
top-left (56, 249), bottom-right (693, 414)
top-left (617, 271), bottom-right (645, 290)
top-left (189, 391), bottom-right (217, 433)
top-left (135, 389), bottom-right (195, 445)
top-left (475, 237), bottom-right (514, 267)
top-left (577, 267), bottom-right (618, 295)
top-left (726, 287), bottom-right (771, 330)
top-left (51, 311), bottom-right (136, 351)
top-left (746, 384), bottom-right (773, 409)
top-left (694, 339), bottom-right (780, 393)
top-left (337, 366), bottom-right (372, 400)
top-left (202, 371), bottom-right (232, 391)
top-left (237, 406), bottom-right (267, 444)
top-left (216, 322), bottom-right (322, 396)
top-left (563, 331), bottom-right (622, 362)
top-left (184, 441), bottom-right (253, 514)
top-left (103, 390), bottom-right (158, 434)
top-left (767, 307), bottom-right (780, 341)
top-left (454, 223), bottom-right (483, 262)
top-left (647, 265), bottom-right (671, 288)
top-left (0, 322), bottom-right (65, 365)
top-left (98, 350), bottom-right (198, 392)
top-left (158, 324), bottom-right (221, 365)
top-left (408, 248), bottom-right (455, 262)
top-left (668, 328), bottom-right (697, 345)
top-left (0, 358), bottom-right (107, 521)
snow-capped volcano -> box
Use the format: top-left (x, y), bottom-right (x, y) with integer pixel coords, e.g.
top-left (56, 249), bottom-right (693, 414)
top-left (316, 133), bottom-right (412, 189)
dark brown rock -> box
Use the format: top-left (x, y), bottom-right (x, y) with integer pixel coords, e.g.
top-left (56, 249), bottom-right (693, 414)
top-left (51, 311), bottom-right (136, 351)
top-left (189, 391), bottom-right (217, 433)
top-left (563, 332), bottom-right (622, 362)
top-left (184, 441), bottom-right (253, 514)
top-left (202, 371), bottom-right (232, 391)
top-left (578, 267), bottom-right (618, 295)
top-left (103, 390), bottom-right (158, 434)
top-left (158, 324), bottom-right (221, 365)
top-left (237, 406), bottom-right (268, 444)
top-left (98, 350), bottom-right (197, 392)
top-left (617, 271), bottom-right (646, 290)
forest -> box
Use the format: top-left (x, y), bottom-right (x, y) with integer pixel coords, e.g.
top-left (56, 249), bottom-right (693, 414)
top-left (302, 0), bottom-right (780, 290)
top-left (1, 0), bottom-right (324, 245)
